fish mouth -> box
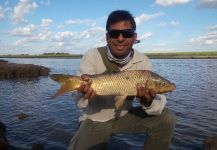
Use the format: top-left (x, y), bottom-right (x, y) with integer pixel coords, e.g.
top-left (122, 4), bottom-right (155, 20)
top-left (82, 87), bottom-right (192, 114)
top-left (171, 83), bottom-right (176, 91)
top-left (168, 83), bottom-right (176, 94)
top-left (162, 83), bottom-right (176, 93)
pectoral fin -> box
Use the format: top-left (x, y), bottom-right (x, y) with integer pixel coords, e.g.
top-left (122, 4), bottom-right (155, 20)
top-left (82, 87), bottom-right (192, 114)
top-left (114, 96), bottom-right (127, 109)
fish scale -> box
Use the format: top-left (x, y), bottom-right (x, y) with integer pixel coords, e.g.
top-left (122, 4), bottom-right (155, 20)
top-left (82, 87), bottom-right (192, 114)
top-left (50, 70), bottom-right (175, 108)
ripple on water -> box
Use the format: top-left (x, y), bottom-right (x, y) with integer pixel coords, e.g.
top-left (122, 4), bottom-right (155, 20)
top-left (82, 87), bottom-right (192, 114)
top-left (1, 58), bottom-right (217, 149)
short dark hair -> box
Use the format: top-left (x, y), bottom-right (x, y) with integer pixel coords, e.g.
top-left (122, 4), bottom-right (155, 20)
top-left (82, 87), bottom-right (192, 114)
top-left (106, 10), bottom-right (136, 31)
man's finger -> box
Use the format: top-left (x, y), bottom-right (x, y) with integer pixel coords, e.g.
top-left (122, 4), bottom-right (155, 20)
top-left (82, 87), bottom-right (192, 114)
top-left (81, 74), bottom-right (91, 81)
top-left (83, 82), bottom-right (92, 93)
top-left (149, 89), bottom-right (156, 98)
top-left (144, 89), bottom-right (151, 100)
top-left (137, 83), bottom-right (145, 97)
top-left (84, 88), bottom-right (93, 99)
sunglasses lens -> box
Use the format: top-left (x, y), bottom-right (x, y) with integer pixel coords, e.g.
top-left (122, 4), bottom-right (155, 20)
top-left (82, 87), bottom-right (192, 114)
top-left (108, 29), bottom-right (134, 38)
top-left (108, 30), bottom-right (121, 38)
top-left (122, 30), bottom-right (134, 38)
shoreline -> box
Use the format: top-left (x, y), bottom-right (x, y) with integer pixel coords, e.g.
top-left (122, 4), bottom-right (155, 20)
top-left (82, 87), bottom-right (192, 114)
top-left (0, 51), bottom-right (217, 59)
top-left (1, 55), bottom-right (217, 60)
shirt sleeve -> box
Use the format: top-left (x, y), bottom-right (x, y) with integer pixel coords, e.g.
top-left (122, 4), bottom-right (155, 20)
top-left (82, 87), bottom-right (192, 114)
top-left (74, 49), bottom-right (98, 108)
top-left (140, 94), bottom-right (167, 115)
top-left (77, 49), bottom-right (98, 76)
top-left (138, 54), bottom-right (167, 115)
top-left (143, 55), bottom-right (152, 71)
top-left (73, 92), bottom-right (89, 108)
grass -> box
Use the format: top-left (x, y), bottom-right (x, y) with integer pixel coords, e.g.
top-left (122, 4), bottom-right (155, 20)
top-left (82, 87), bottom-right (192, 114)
top-left (145, 51), bottom-right (217, 59)
top-left (0, 51), bottom-right (217, 59)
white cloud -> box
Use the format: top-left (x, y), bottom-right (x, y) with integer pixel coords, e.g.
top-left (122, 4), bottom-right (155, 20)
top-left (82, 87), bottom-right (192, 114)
top-left (52, 31), bottom-right (79, 51)
top-left (158, 20), bottom-right (180, 26)
top-left (80, 26), bottom-right (104, 38)
top-left (135, 12), bottom-right (164, 26)
top-left (11, 24), bottom-right (35, 36)
top-left (53, 31), bottom-right (77, 42)
top-left (14, 39), bottom-right (26, 46)
top-left (139, 32), bottom-right (153, 41)
top-left (14, 30), bottom-right (52, 46)
top-left (65, 19), bottom-right (96, 27)
top-left (12, 0), bottom-right (38, 23)
top-left (52, 26), bottom-right (105, 51)
top-left (197, 0), bottom-right (217, 8)
top-left (40, 0), bottom-right (50, 6)
top-left (208, 24), bottom-right (217, 30)
top-left (31, 31), bottom-right (51, 41)
top-left (158, 22), bottom-right (167, 26)
top-left (155, 0), bottom-right (191, 7)
top-left (41, 18), bottom-right (53, 27)
top-left (188, 24), bottom-right (217, 45)
top-left (53, 26), bottom-right (104, 42)
top-left (10, 22), bottom-right (105, 53)
top-left (170, 21), bottom-right (179, 26)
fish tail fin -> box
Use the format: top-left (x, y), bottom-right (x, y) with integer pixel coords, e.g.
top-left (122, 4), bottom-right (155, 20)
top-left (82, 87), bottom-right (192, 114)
top-left (49, 74), bottom-right (82, 99)
top-left (50, 82), bottom-right (75, 99)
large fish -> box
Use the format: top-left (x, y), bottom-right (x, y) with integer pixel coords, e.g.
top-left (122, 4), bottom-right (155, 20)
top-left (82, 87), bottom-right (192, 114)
top-left (50, 70), bottom-right (175, 108)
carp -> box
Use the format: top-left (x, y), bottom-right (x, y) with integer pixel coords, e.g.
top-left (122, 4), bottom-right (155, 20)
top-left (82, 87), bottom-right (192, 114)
top-left (50, 70), bottom-right (175, 108)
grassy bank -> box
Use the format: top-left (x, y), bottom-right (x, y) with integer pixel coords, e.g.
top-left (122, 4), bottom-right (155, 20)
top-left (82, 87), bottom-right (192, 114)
top-left (0, 51), bottom-right (217, 59)
top-left (145, 51), bottom-right (217, 59)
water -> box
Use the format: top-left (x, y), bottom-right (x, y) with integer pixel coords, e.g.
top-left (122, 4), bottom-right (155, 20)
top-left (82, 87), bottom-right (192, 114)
top-left (0, 58), bottom-right (217, 150)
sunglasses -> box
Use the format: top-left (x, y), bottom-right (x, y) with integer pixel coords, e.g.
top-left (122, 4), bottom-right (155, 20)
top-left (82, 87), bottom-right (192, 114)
top-left (108, 29), bottom-right (135, 38)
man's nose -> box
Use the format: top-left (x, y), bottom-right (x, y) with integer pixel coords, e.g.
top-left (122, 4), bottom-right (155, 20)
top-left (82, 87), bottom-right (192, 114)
top-left (117, 33), bottom-right (124, 41)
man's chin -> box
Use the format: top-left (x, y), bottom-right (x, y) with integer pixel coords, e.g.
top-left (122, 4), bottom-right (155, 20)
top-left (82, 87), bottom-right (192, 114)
top-left (113, 51), bottom-right (129, 58)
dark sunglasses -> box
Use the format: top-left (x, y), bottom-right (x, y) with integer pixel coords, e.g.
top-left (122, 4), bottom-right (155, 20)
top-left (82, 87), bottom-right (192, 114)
top-left (108, 29), bottom-right (135, 38)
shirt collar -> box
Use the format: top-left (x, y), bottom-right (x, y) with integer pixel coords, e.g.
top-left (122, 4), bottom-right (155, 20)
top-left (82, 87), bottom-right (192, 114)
top-left (120, 49), bottom-right (143, 71)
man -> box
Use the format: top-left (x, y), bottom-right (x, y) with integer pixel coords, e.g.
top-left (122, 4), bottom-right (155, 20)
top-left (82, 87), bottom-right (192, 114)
top-left (68, 10), bottom-right (176, 150)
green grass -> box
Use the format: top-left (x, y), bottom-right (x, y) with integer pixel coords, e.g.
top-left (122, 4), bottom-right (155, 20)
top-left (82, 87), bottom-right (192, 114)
top-left (145, 51), bottom-right (217, 59)
top-left (0, 51), bottom-right (217, 59)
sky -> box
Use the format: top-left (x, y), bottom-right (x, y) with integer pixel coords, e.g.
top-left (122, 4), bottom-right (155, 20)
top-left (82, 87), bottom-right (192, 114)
top-left (0, 0), bottom-right (217, 55)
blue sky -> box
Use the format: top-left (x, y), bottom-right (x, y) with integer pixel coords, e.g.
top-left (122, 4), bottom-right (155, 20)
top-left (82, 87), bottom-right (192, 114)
top-left (0, 0), bottom-right (217, 55)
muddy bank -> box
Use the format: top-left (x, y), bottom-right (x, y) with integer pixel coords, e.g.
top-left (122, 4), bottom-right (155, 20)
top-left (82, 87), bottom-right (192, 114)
top-left (0, 62), bottom-right (49, 80)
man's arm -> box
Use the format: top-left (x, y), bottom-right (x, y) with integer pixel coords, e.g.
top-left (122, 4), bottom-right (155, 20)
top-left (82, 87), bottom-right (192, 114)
top-left (74, 49), bottom-right (99, 108)
top-left (136, 53), bottom-right (167, 115)
top-left (135, 82), bottom-right (167, 115)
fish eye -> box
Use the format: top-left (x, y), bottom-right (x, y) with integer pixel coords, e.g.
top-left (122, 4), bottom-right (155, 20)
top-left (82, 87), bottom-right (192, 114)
top-left (161, 82), bottom-right (166, 86)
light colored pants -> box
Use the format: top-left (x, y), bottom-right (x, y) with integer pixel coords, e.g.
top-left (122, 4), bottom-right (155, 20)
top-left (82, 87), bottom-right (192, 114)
top-left (68, 107), bottom-right (176, 150)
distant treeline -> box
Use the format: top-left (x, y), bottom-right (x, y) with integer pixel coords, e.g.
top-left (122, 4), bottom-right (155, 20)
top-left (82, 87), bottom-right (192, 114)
top-left (0, 51), bottom-right (217, 59)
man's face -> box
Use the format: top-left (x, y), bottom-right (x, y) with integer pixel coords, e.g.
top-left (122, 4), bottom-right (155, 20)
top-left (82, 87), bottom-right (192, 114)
top-left (106, 21), bottom-right (137, 58)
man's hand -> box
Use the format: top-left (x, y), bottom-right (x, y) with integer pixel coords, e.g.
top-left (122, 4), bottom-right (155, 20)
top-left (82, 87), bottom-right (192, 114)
top-left (77, 74), bottom-right (96, 99)
top-left (136, 83), bottom-right (156, 107)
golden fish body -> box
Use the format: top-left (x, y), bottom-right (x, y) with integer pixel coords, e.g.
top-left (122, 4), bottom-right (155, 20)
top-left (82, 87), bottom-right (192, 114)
top-left (50, 70), bottom-right (175, 98)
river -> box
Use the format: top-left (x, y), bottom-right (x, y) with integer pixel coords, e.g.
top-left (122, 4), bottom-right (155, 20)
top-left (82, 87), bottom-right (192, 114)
top-left (0, 58), bottom-right (217, 150)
